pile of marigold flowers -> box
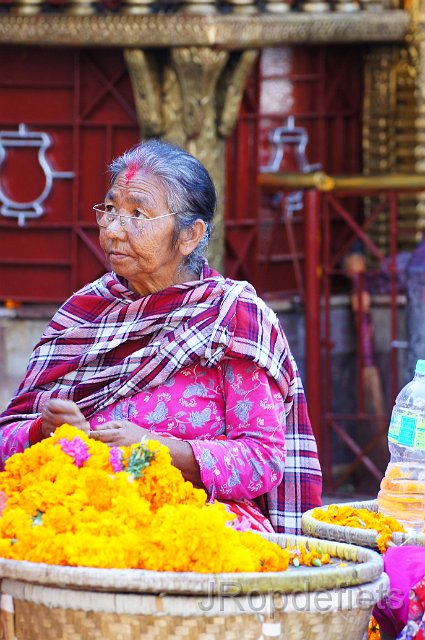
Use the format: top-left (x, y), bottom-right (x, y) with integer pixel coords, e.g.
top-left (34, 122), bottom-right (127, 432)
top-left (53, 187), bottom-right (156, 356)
top-left (312, 504), bottom-right (405, 553)
top-left (0, 425), bottom-right (330, 573)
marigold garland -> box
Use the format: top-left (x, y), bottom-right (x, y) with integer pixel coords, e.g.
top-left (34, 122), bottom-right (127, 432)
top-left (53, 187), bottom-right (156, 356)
top-left (0, 425), bottom-right (330, 573)
top-left (311, 505), bottom-right (405, 553)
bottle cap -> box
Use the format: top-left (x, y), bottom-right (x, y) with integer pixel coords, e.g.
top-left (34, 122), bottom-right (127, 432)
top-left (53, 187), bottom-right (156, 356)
top-left (415, 360), bottom-right (425, 374)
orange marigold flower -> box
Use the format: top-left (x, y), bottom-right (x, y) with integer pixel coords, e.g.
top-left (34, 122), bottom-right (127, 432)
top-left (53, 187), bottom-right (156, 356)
top-left (368, 615), bottom-right (380, 639)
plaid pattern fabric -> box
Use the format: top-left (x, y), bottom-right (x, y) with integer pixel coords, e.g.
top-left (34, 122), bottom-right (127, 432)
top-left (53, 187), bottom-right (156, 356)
top-left (0, 264), bottom-right (321, 533)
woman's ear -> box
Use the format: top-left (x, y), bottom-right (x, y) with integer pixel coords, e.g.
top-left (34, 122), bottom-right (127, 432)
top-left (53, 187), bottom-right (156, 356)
top-left (178, 219), bottom-right (206, 256)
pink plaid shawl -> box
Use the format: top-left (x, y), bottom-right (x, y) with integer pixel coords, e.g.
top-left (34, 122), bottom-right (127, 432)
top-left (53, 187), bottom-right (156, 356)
top-left (0, 264), bottom-right (322, 533)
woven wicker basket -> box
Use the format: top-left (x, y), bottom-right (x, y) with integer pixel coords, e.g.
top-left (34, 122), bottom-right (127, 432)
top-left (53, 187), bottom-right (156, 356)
top-left (302, 499), bottom-right (425, 549)
top-left (0, 533), bottom-right (388, 640)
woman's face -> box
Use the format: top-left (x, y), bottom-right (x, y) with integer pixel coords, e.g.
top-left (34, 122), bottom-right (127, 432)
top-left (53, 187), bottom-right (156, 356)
top-left (98, 169), bottom-right (187, 296)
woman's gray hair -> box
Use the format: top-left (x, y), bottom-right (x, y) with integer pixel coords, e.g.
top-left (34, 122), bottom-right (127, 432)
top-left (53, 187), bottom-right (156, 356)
top-left (108, 139), bottom-right (216, 275)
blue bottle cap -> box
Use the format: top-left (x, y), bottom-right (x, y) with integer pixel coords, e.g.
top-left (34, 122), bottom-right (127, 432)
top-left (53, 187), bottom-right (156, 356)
top-left (415, 359), bottom-right (425, 374)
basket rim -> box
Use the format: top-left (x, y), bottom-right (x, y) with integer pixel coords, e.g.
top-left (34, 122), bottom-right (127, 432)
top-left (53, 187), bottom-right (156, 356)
top-left (0, 533), bottom-right (384, 595)
top-left (1, 574), bottom-right (390, 616)
top-left (301, 500), bottom-right (425, 549)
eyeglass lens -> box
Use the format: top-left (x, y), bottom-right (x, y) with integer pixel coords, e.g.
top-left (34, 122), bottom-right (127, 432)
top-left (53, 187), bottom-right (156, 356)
top-left (94, 206), bottom-right (176, 229)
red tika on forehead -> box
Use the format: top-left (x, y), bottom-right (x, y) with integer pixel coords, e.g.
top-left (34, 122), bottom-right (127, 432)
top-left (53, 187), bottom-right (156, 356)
top-left (125, 162), bottom-right (139, 184)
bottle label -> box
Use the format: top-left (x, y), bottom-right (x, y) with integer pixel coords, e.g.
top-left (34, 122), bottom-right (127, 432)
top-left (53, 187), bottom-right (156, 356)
top-left (388, 409), bottom-right (425, 449)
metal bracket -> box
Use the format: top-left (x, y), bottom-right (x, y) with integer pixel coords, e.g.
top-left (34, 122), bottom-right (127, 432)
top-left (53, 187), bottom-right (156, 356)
top-left (260, 115), bottom-right (321, 217)
top-left (0, 123), bottom-right (74, 226)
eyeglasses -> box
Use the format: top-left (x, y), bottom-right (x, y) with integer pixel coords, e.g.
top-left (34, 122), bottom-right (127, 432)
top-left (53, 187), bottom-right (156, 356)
top-left (93, 204), bottom-right (177, 230)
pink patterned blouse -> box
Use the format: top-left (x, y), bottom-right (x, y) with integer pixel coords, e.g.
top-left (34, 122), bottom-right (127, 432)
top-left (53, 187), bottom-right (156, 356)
top-left (90, 358), bottom-right (286, 532)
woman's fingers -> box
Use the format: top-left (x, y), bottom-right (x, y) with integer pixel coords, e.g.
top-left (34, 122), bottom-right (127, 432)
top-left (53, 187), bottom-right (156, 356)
top-left (93, 421), bottom-right (121, 431)
top-left (90, 427), bottom-right (122, 445)
top-left (43, 399), bottom-right (81, 421)
top-left (90, 421), bottom-right (147, 447)
top-left (41, 399), bottom-right (90, 437)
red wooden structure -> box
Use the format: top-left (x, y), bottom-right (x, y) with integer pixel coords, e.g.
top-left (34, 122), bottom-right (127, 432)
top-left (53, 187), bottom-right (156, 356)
top-left (0, 47), bottom-right (139, 303)
top-left (306, 188), bottom-right (400, 493)
top-left (225, 45), bottom-right (364, 299)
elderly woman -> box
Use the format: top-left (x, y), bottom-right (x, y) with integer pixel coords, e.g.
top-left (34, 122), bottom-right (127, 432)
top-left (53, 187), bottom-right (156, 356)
top-left (0, 140), bottom-right (321, 534)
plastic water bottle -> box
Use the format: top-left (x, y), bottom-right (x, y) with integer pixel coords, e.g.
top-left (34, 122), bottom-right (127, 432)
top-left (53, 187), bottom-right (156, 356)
top-left (377, 359), bottom-right (425, 534)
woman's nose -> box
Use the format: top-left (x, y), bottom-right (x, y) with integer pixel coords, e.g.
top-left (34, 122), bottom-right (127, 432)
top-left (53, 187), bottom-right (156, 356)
top-left (105, 216), bottom-right (126, 237)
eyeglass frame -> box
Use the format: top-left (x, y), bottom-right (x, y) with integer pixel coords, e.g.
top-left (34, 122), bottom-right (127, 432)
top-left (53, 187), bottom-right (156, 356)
top-left (93, 203), bottom-right (178, 230)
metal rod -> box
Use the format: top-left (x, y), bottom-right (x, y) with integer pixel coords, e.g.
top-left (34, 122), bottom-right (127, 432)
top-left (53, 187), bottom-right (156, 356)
top-left (258, 171), bottom-right (425, 192)
top-left (322, 195), bottom-right (332, 489)
top-left (389, 191), bottom-right (399, 404)
top-left (304, 190), bottom-right (322, 455)
top-left (331, 420), bottom-right (383, 484)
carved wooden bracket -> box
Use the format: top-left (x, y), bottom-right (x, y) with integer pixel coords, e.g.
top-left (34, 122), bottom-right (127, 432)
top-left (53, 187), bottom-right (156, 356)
top-left (123, 49), bottom-right (164, 138)
top-left (363, 9), bottom-right (425, 253)
top-left (124, 46), bottom-right (258, 271)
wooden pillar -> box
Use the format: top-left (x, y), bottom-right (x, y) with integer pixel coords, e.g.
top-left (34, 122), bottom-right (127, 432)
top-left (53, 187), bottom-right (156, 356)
top-left (124, 47), bottom-right (258, 273)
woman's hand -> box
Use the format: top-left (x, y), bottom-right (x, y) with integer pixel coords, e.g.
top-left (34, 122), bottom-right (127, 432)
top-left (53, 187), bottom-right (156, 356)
top-left (91, 421), bottom-right (202, 486)
top-left (90, 420), bottom-right (151, 447)
top-left (41, 399), bottom-right (90, 439)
